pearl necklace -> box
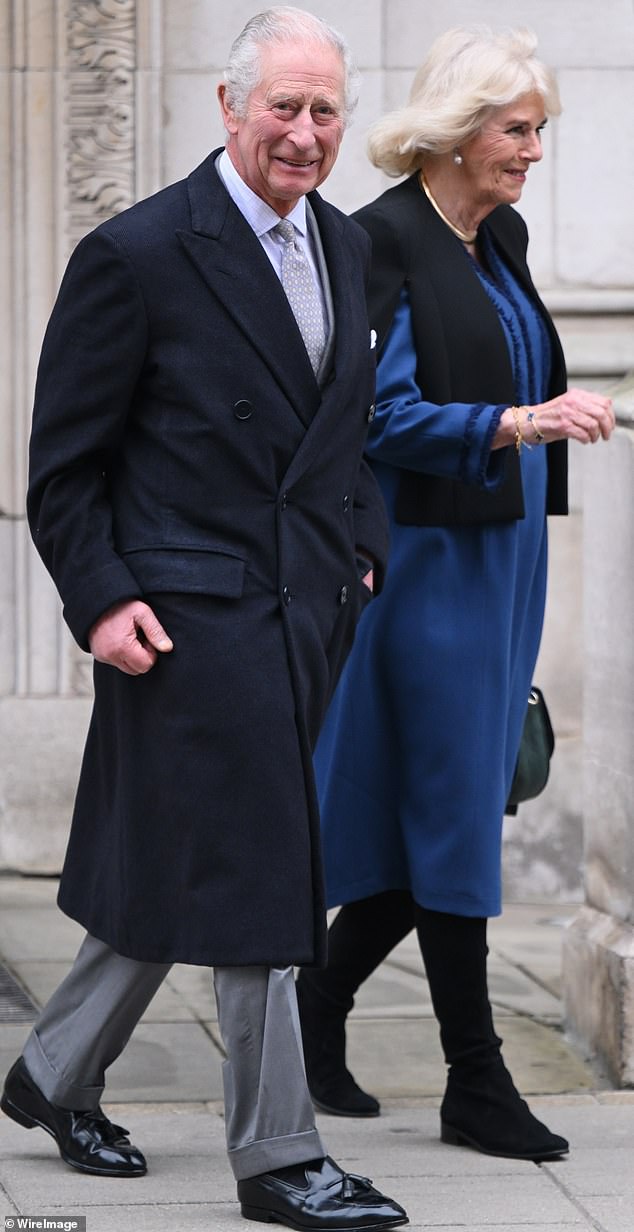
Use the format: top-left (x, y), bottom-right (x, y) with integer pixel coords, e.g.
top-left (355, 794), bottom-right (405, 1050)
top-left (419, 171), bottom-right (478, 245)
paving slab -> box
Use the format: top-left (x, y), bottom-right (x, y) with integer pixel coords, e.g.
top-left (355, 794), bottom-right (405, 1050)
top-left (0, 905), bottom-right (83, 964)
top-left (538, 1099), bottom-right (634, 1147)
top-left (320, 1106), bottom-right (561, 1176)
top-left (0, 1021), bottom-right (227, 1106)
top-left (497, 1019), bottom-right (595, 1094)
top-left (486, 954), bottom-right (563, 1020)
top-left (574, 1197), bottom-right (633, 1232)
top-left (164, 964), bottom-right (218, 1022)
top-left (3, 1021), bottom-right (226, 1105)
top-left (308, 1115), bottom-right (590, 1227)
top-left (384, 1174), bottom-right (589, 1227)
top-left (407, 1226), bottom-right (587, 1231)
top-left (344, 1017), bottom-right (445, 1097)
top-left (0, 1110), bottom-right (234, 1208)
top-left (0, 876), bottom-right (63, 908)
top-left (488, 906), bottom-right (577, 998)
top-left (350, 954), bottom-right (562, 1024)
top-left (40, 1204), bottom-right (245, 1231)
top-left (598, 1094), bottom-right (634, 1113)
top-left (104, 1023), bottom-right (225, 1103)
top-left (10, 960), bottom-right (198, 1023)
top-left (544, 1155), bottom-right (634, 1197)
top-left (0, 1023), bottom-right (37, 1078)
top-left (351, 962), bottom-right (435, 1017)
top-left (344, 1014), bottom-right (594, 1100)
top-left (0, 1152), bottom-right (224, 1210)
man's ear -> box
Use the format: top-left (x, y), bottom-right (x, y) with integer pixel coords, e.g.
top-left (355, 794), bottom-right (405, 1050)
top-left (217, 83), bottom-right (238, 135)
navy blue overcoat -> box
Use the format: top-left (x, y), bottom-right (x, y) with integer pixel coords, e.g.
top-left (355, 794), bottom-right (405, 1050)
top-left (27, 151), bottom-right (389, 967)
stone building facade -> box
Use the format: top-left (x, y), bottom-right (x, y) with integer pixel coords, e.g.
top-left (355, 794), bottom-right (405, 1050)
top-left (1, 1), bottom-right (633, 1080)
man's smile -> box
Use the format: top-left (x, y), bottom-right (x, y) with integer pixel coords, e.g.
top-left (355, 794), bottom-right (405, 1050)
top-left (276, 156), bottom-right (320, 166)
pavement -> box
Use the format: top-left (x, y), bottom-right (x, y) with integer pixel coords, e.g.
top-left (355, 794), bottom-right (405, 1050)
top-left (0, 873), bottom-right (632, 1232)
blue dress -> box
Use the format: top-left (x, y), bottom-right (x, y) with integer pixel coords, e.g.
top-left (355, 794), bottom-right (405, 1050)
top-left (314, 235), bottom-right (552, 918)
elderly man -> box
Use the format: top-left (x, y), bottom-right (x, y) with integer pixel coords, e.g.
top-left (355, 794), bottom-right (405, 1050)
top-left (0, 7), bottom-right (407, 1230)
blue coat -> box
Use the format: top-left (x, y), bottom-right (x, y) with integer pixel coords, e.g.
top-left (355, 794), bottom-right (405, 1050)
top-left (314, 176), bottom-right (567, 919)
top-left (27, 151), bottom-right (389, 966)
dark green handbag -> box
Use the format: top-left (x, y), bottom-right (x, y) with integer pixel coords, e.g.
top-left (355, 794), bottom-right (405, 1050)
top-left (505, 687), bottom-right (555, 815)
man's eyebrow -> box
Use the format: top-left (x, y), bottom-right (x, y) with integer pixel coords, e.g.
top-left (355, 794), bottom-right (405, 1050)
top-left (268, 88), bottom-right (341, 105)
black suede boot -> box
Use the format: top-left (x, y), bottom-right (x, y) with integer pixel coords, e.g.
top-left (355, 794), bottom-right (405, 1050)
top-left (297, 891), bottom-right (415, 1117)
top-left (414, 905), bottom-right (569, 1161)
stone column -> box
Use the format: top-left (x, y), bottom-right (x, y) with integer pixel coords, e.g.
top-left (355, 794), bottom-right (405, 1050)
top-left (563, 375), bottom-right (634, 1086)
top-left (0, 0), bottom-right (161, 871)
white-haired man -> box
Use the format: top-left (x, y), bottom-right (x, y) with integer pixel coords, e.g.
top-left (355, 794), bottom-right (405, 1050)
top-left (1, 7), bottom-right (407, 1230)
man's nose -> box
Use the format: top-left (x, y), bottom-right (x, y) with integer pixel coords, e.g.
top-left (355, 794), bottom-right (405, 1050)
top-left (288, 108), bottom-right (317, 148)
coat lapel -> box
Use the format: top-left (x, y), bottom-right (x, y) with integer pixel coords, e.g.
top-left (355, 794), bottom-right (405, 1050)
top-left (312, 192), bottom-right (360, 385)
top-left (486, 206), bottom-right (567, 386)
top-left (177, 152), bottom-right (320, 428)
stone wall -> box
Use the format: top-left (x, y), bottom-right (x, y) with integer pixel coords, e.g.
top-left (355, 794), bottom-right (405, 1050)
top-left (1, 0), bottom-right (633, 892)
top-left (563, 376), bottom-right (634, 1085)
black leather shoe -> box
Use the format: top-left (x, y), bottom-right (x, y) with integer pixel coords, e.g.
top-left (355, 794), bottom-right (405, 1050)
top-left (1, 1057), bottom-right (147, 1176)
top-left (237, 1155), bottom-right (408, 1229)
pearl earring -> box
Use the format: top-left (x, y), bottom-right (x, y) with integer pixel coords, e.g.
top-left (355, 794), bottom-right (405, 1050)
top-left (453, 152), bottom-right (463, 166)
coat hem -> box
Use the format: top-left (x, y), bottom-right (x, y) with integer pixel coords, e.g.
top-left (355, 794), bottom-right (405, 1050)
top-left (326, 878), bottom-right (502, 919)
top-left (56, 900), bottom-right (321, 968)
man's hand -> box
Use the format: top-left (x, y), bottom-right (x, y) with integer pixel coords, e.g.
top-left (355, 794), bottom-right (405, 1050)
top-left (89, 600), bottom-right (174, 676)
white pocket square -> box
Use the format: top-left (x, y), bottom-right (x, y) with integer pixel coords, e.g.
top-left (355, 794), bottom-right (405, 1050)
top-left (370, 329), bottom-right (377, 350)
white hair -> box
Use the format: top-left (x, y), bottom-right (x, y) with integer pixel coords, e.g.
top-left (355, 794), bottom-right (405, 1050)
top-left (223, 6), bottom-right (360, 126)
top-left (368, 26), bottom-right (561, 178)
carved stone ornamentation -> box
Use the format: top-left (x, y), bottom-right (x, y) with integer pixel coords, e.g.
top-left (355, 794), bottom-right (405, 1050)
top-left (65, 0), bottom-right (136, 255)
top-left (63, 0), bottom-right (137, 692)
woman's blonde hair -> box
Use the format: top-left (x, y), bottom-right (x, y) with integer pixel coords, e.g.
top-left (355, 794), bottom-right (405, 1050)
top-left (368, 26), bottom-right (561, 178)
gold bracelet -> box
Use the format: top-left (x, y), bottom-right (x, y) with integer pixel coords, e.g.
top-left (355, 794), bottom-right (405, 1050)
top-left (510, 406), bottom-right (532, 453)
top-left (526, 409), bottom-right (545, 443)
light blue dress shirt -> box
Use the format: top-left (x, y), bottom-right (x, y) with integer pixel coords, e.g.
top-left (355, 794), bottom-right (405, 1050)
top-left (217, 149), bottom-right (326, 324)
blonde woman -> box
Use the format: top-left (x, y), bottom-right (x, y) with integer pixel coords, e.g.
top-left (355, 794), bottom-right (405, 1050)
top-left (298, 27), bottom-right (614, 1160)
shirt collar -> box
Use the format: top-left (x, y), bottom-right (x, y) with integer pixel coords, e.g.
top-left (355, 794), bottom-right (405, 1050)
top-left (218, 149), bottom-right (308, 238)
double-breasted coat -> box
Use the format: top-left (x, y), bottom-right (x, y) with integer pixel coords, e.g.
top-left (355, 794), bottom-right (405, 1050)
top-left (27, 150), bottom-right (389, 967)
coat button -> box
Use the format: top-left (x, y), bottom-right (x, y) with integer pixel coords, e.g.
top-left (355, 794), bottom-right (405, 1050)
top-left (367, 403), bottom-right (376, 422)
top-left (281, 492), bottom-right (288, 510)
top-left (342, 494), bottom-right (350, 512)
top-left (282, 585), bottom-right (291, 605)
top-left (234, 399), bottom-right (253, 420)
top-left (339, 585), bottom-right (349, 605)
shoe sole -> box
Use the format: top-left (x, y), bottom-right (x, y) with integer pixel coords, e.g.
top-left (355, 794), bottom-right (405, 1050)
top-left (1, 1093), bottom-right (147, 1177)
top-left (240, 1203), bottom-right (408, 1229)
top-left (310, 1096), bottom-right (381, 1119)
top-left (441, 1120), bottom-right (569, 1161)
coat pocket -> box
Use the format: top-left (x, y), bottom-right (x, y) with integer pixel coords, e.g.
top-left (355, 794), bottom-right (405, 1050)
top-left (121, 546), bottom-right (246, 598)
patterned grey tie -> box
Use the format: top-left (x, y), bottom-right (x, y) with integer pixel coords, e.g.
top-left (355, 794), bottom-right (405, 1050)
top-left (273, 219), bottom-right (326, 375)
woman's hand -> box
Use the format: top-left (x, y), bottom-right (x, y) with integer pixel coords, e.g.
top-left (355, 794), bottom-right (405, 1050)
top-left (494, 388), bottom-right (615, 449)
top-left (525, 388), bottom-right (615, 445)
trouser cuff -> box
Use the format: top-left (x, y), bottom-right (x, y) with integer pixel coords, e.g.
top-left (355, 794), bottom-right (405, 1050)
top-left (228, 1127), bottom-right (326, 1181)
top-left (22, 1030), bottom-right (103, 1111)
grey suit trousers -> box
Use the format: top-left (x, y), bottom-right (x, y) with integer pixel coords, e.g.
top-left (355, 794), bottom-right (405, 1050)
top-left (21, 933), bottom-right (325, 1179)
